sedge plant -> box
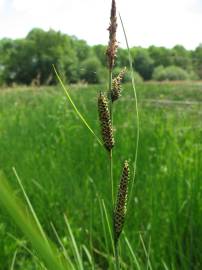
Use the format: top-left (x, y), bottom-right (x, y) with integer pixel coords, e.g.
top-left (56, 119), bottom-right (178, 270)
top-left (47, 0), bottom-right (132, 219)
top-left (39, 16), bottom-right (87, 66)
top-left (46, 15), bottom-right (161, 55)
top-left (0, 0), bottom-right (139, 269)
top-left (101, 1), bottom-right (132, 268)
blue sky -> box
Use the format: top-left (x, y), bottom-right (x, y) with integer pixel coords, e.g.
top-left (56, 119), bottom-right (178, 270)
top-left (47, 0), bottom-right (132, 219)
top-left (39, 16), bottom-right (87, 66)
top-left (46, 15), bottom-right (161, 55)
top-left (0, 0), bottom-right (201, 49)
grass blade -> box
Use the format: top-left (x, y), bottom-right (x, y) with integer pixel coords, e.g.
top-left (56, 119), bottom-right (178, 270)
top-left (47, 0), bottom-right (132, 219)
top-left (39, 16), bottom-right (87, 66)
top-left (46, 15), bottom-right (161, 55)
top-left (64, 214), bottom-right (84, 270)
top-left (101, 199), bottom-right (114, 255)
top-left (8, 233), bottom-right (47, 270)
top-left (118, 13), bottom-right (140, 208)
top-left (0, 171), bottom-right (66, 270)
top-left (53, 65), bottom-right (103, 147)
top-left (124, 234), bottom-right (141, 270)
top-left (12, 167), bottom-right (49, 248)
top-left (51, 222), bottom-right (76, 270)
top-left (10, 249), bottom-right (18, 270)
top-left (82, 244), bottom-right (94, 268)
top-left (139, 234), bottom-right (153, 270)
top-left (162, 260), bottom-right (170, 270)
top-left (88, 177), bottom-right (110, 255)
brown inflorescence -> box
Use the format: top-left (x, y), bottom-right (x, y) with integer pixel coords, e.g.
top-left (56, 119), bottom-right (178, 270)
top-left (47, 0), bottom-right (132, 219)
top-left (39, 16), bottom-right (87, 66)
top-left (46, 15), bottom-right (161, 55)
top-left (106, 0), bottom-right (118, 70)
top-left (110, 67), bottom-right (127, 102)
top-left (98, 93), bottom-right (115, 151)
top-left (114, 160), bottom-right (130, 244)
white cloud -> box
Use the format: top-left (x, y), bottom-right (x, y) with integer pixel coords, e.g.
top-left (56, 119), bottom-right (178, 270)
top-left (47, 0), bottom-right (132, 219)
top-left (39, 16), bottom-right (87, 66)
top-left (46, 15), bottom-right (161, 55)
top-left (0, 0), bottom-right (4, 10)
top-left (12, 0), bottom-right (71, 13)
top-left (116, 0), bottom-right (202, 49)
top-left (0, 0), bottom-right (201, 49)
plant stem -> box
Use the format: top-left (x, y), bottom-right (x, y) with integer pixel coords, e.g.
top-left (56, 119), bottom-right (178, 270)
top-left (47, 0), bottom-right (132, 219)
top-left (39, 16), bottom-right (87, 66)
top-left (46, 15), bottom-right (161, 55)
top-left (108, 69), bottom-right (114, 207)
top-left (115, 243), bottom-right (120, 270)
top-left (109, 65), bottom-right (118, 270)
top-left (108, 69), bottom-right (113, 118)
top-left (109, 149), bottom-right (114, 208)
top-left (119, 13), bottom-right (140, 210)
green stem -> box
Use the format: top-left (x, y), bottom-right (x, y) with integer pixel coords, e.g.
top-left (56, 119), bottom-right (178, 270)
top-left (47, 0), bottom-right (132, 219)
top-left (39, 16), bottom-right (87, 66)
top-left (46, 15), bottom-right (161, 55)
top-left (115, 243), bottom-right (120, 270)
top-left (108, 69), bottom-right (114, 207)
top-left (119, 13), bottom-right (140, 210)
top-left (109, 67), bottom-right (117, 269)
top-left (109, 69), bottom-right (113, 127)
top-left (109, 149), bottom-right (114, 208)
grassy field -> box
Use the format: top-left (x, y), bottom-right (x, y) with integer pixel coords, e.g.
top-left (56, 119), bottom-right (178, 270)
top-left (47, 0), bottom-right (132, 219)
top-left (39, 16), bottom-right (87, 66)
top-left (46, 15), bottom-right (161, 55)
top-left (0, 82), bottom-right (202, 269)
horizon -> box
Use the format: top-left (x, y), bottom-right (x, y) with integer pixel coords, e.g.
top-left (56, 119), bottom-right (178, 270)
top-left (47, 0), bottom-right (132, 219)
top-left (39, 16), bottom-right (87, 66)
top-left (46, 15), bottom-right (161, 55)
top-left (0, 0), bottom-right (202, 50)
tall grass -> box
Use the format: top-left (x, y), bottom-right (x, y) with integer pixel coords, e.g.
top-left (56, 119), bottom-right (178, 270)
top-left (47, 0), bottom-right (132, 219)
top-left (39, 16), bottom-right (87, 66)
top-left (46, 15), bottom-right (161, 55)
top-left (0, 2), bottom-right (202, 268)
top-left (0, 1), bottom-right (137, 268)
top-left (0, 82), bottom-right (202, 269)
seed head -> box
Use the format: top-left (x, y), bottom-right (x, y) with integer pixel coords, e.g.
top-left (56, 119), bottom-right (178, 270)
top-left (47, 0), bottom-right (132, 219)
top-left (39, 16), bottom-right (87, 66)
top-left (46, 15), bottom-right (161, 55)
top-left (114, 160), bottom-right (130, 244)
top-left (106, 0), bottom-right (118, 70)
top-left (110, 67), bottom-right (127, 102)
top-left (98, 93), bottom-right (115, 151)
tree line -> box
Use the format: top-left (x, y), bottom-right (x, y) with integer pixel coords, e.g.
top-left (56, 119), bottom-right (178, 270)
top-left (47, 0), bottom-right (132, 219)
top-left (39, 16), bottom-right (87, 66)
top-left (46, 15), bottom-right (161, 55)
top-left (0, 28), bottom-right (201, 86)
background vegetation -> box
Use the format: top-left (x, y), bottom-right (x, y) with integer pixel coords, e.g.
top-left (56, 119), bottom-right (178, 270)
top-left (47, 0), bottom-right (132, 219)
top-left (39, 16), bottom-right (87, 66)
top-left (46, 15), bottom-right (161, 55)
top-left (0, 28), bottom-right (202, 86)
top-left (0, 82), bottom-right (202, 269)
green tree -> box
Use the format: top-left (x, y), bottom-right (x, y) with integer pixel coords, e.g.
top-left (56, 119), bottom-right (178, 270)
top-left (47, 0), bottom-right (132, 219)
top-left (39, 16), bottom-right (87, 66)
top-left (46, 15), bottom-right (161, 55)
top-left (192, 44), bottom-right (202, 79)
top-left (148, 46), bottom-right (173, 67)
top-left (116, 48), bottom-right (128, 68)
top-left (152, 65), bottom-right (190, 81)
top-left (0, 38), bottom-right (40, 85)
top-left (27, 28), bottom-right (79, 84)
top-left (0, 39), bottom-right (14, 84)
top-left (92, 45), bottom-right (107, 67)
top-left (0, 28), bottom-right (200, 85)
top-left (72, 37), bottom-right (90, 62)
top-left (80, 57), bottom-right (106, 84)
top-left (0, 29), bottom-right (81, 85)
top-left (171, 45), bottom-right (192, 70)
top-left (132, 48), bottom-right (154, 80)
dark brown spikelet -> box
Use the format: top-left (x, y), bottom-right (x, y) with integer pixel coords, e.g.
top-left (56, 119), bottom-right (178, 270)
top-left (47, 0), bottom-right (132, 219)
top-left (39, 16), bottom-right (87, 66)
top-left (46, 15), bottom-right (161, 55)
top-left (110, 67), bottom-right (127, 102)
top-left (98, 93), bottom-right (115, 151)
top-left (114, 160), bottom-right (130, 244)
top-left (106, 0), bottom-right (118, 70)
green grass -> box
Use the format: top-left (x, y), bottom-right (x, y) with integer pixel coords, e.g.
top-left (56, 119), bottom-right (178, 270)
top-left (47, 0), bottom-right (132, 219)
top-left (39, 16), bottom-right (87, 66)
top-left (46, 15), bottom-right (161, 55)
top-left (0, 82), bottom-right (202, 269)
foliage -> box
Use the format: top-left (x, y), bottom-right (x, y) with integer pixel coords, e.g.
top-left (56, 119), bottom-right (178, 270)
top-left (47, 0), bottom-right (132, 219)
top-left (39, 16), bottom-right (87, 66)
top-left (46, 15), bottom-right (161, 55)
top-left (148, 45), bottom-right (193, 72)
top-left (132, 48), bottom-right (154, 80)
top-left (79, 57), bottom-right (107, 84)
top-left (0, 29), bottom-right (79, 85)
top-left (152, 65), bottom-right (190, 81)
top-left (0, 28), bottom-right (202, 85)
top-left (92, 45), bottom-right (107, 67)
top-left (171, 45), bottom-right (193, 70)
top-left (148, 45), bottom-right (173, 67)
top-left (192, 44), bottom-right (202, 79)
top-left (0, 83), bottom-right (202, 269)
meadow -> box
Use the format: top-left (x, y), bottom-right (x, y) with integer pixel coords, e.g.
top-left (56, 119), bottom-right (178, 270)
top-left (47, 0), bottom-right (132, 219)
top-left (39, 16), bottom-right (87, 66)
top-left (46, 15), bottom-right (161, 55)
top-left (0, 82), bottom-right (202, 269)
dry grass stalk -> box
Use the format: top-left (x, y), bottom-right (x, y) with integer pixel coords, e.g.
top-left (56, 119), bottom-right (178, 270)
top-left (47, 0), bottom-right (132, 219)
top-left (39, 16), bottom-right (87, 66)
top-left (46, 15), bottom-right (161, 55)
top-left (114, 160), bottom-right (130, 244)
top-left (106, 0), bottom-right (118, 70)
top-left (98, 93), bottom-right (115, 151)
top-left (110, 67), bottom-right (127, 102)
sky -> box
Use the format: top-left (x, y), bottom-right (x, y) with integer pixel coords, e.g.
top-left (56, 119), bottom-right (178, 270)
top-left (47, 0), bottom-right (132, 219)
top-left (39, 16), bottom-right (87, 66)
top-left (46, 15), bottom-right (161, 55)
top-left (0, 0), bottom-right (201, 49)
